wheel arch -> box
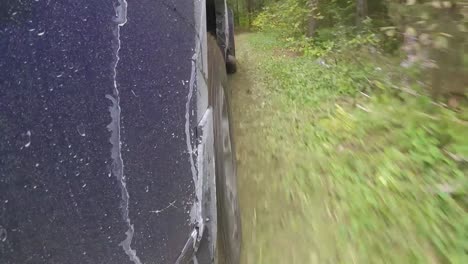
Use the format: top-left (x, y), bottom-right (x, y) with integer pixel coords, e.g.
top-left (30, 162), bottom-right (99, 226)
top-left (206, 0), bottom-right (229, 58)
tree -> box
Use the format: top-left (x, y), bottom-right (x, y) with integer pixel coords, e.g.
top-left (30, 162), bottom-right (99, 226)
top-left (307, 0), bottom-right (319, 37)
top-left (247, 0), bottom-right (254, 26)
top-left (356, 0), bottom-right (368, 25)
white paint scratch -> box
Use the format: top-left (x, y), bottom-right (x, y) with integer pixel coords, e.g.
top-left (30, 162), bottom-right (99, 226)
top-left (186, 52), bottom-right (201, 223)
top-left (186, 0), bottom-right (207, 246)
top-left (24, 130), bottom-right (31, 148)
top-left (107, 1), bottom-right (142, 264)
top-left (149, 200), bottom-right (177, 214)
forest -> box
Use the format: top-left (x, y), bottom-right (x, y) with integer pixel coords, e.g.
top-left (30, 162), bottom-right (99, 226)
top-left (228, 1), bottom-right (467, 263)
top-left (230, 0), bottom-right (467, 98)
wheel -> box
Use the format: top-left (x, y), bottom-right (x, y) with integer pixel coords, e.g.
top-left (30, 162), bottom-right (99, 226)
top-left (227, 8), bottom-right (236, 58)
top-left (226, 8), bottom-right (237, 74)
top-left (226, 55), bottom-right (237, 75)
top-left (207, 35), bottom-right (241, 264)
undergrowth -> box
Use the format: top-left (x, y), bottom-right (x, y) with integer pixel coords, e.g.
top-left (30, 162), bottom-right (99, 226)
top-left (246, 32), bottom-right (467, 263)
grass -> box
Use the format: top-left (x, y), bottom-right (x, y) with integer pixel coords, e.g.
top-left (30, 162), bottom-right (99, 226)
top-left (231, 32), bottom-right (467, 264)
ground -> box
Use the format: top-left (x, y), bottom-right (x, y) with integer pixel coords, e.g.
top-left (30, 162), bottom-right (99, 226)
top-left (229, 33), bottom-right (467, 264)
top-left (230, 33), bottom-right (336, 264)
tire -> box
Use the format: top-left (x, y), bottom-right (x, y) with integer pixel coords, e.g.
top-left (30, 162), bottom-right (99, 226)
top-left (227, 8), bottom-right (236, 57)
top-left (226, 55), bottom-right (237, 75)
top-left (226, 8), bottom-right (237, 74)
top-left (207, 35), bottom-right (241, 264)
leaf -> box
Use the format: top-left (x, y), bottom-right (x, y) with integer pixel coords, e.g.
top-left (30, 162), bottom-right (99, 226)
top-left (427, 23), bottom-right (438, 31)
top-left (433, 35), bottom-right (449, 49)
top-left (457, 24), bottom-right (467, 32)
top-left (442, 1), bottom-right (452, 8)
top-left (421, 12), bottom-right (430, 20)
top-left (385, 29), bottom-right (396, 37)
top-left (380, 26), bottom-right (397, 31)
top-left (431, 1), bottom-right (442, 8)
top-left (419, 33), bottom-right (432, 45)
top-left (407, 0), bottom-right (416, 5)
top-left (439, 32), bottom-right (453, 38)
top-left (405, 27), bottom-right (417, 37)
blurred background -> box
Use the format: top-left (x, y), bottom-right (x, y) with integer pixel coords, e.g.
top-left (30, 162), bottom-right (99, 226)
top-left (227, 0), bottom-right (467, 263)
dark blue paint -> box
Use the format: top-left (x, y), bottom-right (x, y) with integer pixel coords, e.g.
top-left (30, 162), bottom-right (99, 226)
top-left (0, 0), bottom-right (198, 263)
top-left (118, 0), bottom-right (197, 263)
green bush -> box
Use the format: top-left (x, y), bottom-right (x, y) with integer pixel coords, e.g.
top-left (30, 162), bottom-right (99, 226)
top-left (245, 32), bottom-right (468, 263)
top-left (252, 0), bottom-right (309, 37)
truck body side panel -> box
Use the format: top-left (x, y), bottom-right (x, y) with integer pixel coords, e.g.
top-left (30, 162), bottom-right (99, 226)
top-left (0, 0), bottom-right (206, 263)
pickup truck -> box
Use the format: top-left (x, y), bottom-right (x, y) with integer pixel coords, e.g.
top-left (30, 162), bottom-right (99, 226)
top-left (0, 0), bottom-right (240, 263)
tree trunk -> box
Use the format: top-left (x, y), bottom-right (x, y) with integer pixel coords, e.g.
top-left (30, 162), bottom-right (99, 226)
top-left (356, 0), bottom-right (368, 25)
top-left (247, 0), bottom-right (253, 27)
top-left (235, 0), bottom-right (240, 26)
top-left (307, 0), bottom-right (318, 37)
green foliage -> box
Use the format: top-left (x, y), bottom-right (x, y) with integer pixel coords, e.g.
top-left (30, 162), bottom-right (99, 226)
top-left (243, 32), bottom-right (468, 263)
top-left (280, 24), bottom-right (382, 59)
top-left (384, 0), bottom-right (467, 96)
top-left (239, 0), bottom-right (467, 262)
top-left (252, 0), bottom-right (309, 36)
top-left (252, 0), bottom-right (397, 56)
top-left (250, 0), bottom-right (467, 96)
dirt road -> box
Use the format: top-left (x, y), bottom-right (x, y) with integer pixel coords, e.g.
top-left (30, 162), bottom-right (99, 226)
top-left (229, 34), bottom-right (330, 264)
